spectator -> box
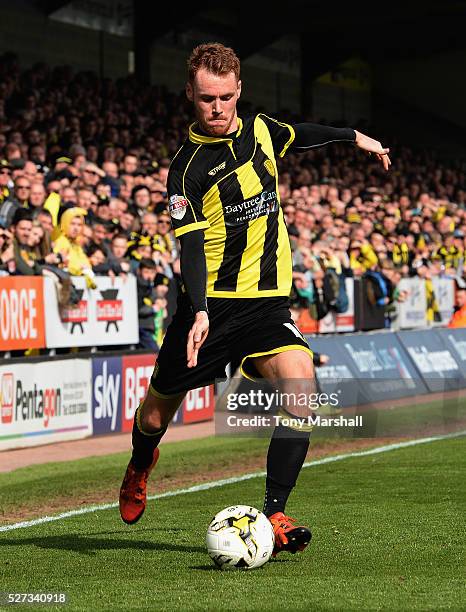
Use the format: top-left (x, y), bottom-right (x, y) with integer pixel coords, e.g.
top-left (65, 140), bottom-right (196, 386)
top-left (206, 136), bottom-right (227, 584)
top-left (108, 233), bottom-right (131, 275)
top-left (0, 176), bottom-right (30, 227)
top-left (29, 182), bottom-right (46, 209)
top-left (132, 185), bottom-right (151, 215)
top-left (1, 54), bottom-right (466, 339)
top-left (448, 288), bottom-right (466, 328)
top-left (136, 258), bottom-right (160, 352)
top-left (141, 212), bottom-right (158, 237)
top-left (11, 208), bottom-right (43, 275)
top-left (35, 208), bottom-right (54, 234)
top-left (53, 207), bottom-right (96, 287)
top-left (0, 227), bottom-right (14, 273)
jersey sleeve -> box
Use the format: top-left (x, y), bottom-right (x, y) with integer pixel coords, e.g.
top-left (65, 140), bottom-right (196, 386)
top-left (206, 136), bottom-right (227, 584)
top-left (258, 114), bottom-right (296, 158)
top-left (167, 160), bottom-right (210, 238)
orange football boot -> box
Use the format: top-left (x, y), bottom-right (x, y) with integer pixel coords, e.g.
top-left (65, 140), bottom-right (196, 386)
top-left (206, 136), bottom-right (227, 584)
top-left (119, 448), bottom-right (160, 525)
top-left (268, 512), bottom-right (312, 556)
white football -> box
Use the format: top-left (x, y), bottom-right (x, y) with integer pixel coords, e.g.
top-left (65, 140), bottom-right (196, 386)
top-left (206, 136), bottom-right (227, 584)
top-left (206, 505), bottom-right (275, 570)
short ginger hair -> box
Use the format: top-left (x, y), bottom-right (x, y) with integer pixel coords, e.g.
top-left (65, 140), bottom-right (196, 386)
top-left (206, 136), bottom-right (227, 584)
top-left (187, 43), bottom-right (240, 83)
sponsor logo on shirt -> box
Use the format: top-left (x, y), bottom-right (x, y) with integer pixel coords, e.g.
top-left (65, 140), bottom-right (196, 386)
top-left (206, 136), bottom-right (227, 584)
top-left (208, 161), bottom-right (226, 176)
top-left (224, 190), bottom-right (278, 226)
top-left (169, 194), bottom-right (188, 220)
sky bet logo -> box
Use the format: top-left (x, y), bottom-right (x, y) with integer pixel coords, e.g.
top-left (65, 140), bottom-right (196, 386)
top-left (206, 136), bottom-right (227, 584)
top-left (92, 358), bottom-right (122, 434)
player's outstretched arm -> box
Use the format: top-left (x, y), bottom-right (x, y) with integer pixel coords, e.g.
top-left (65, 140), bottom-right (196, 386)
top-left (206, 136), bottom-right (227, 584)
top-left (179, 229), bottom-right (209, 368)
top-left (290, 123), bottom-right (390, 171)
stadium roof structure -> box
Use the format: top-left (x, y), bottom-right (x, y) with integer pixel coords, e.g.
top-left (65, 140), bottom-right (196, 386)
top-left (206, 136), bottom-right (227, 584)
top-left (31, 0), bottom-right (466, 83)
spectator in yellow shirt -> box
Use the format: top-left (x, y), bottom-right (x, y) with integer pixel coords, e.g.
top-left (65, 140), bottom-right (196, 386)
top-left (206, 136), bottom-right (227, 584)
top-left (53, 207), bottom-right (96, 287)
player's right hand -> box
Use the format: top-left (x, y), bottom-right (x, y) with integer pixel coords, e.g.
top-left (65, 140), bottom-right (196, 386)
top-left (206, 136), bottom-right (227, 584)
top-left (187, 311), bottom-right (209, 368)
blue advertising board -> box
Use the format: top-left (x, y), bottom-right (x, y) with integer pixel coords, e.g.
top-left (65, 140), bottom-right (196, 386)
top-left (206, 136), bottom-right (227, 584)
top-left (92, 356), bottom-right (122, 435)
top-left (340, 332), bottom-right (427, 403)
top-left (435, 328), bottom-right (466, 383)
top-left (397, 330), bottom-right (465, 392)
top-left (307, 335), bottom-right (359, 408)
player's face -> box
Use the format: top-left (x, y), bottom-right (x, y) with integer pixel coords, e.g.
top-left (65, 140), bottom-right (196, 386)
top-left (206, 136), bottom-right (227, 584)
top-left (187, 69), bottom-right (241, 136)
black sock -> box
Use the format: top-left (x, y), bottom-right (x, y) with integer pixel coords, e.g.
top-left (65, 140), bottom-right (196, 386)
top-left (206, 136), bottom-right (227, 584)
top-left (263, 422), bottom-right (310, 517)
top-left (131, 406), bottom-right (167, 470)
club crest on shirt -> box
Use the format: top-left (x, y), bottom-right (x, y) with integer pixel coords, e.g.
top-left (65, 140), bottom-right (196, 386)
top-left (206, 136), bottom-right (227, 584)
top-left (169, 194), bottom-right (188, 220)
top-left (264, 159), bottom-right (275, 177)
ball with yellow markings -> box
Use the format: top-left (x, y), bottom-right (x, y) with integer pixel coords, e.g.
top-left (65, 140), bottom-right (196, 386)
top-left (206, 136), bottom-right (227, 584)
top-left (206, 505), bottom-right (275, 570)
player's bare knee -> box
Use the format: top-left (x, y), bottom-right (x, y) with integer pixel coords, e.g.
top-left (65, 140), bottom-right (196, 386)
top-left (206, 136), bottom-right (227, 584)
top-left (142, 408), bottom-right (166, 431)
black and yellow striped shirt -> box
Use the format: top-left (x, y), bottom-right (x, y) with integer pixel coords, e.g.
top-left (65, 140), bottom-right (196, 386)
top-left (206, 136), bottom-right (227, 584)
top-left (167, 114), bottom-right (295, 298)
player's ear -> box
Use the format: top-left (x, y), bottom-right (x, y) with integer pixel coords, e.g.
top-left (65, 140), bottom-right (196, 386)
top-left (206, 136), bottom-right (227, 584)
top-left (237, 79), bottom-right (242, 99)
top-left (186, 81), bottom-right (193, 102)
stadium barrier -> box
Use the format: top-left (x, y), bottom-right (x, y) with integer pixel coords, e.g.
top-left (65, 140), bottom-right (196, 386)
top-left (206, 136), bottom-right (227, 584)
top-left (0, 276), bottom-right (139, 352)
top-left (295, 277), bottom-right (456, 334)
top-left (0, 276), bottom-right (458, 352)
top-left (0, 351), bottom-right (215, 451)
top-left (3, 327), bottom-right (466, 451)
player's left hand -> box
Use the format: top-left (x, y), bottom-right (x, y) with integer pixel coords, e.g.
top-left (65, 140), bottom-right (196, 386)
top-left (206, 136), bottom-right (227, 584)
top-left (354, 130), bottom-right (391, 171)
top-left (187, 311), bottom-right (209, 368)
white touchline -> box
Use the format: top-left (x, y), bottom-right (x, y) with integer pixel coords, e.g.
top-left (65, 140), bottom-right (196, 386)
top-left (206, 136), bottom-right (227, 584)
top-left (1, 430), bottom-right (465, 534)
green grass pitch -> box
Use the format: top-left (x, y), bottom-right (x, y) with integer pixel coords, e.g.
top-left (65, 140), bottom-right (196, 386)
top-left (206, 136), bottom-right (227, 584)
top-left (0, 435), bottom-right (465, 611)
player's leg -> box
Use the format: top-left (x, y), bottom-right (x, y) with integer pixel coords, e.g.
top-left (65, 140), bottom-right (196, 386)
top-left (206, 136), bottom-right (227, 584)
top-left (119, 389), bottom-right (184, 525)
top-left (252, 348), bottom-right (315, 555)
top-left (131, 386), bottom-right (185, 470)
top-left (120, 294), bottom-right (231, 524)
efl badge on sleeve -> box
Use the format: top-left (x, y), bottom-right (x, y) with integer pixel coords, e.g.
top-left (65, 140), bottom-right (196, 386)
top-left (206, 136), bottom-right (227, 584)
top-left (169, 194), bottom-right (189, 220)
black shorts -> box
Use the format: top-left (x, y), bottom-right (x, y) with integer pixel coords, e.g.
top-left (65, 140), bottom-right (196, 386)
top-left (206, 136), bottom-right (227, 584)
top-left (150, 295), bottom-right (312, 397)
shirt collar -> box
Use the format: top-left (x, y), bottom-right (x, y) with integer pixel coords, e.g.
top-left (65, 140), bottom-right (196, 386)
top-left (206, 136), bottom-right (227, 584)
top-left (188, 117), bottom-right (243, 145)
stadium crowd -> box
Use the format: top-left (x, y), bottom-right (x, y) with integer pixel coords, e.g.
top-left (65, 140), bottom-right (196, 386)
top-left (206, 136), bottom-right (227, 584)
top-left (1, 53), bottom-right (466, 350)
